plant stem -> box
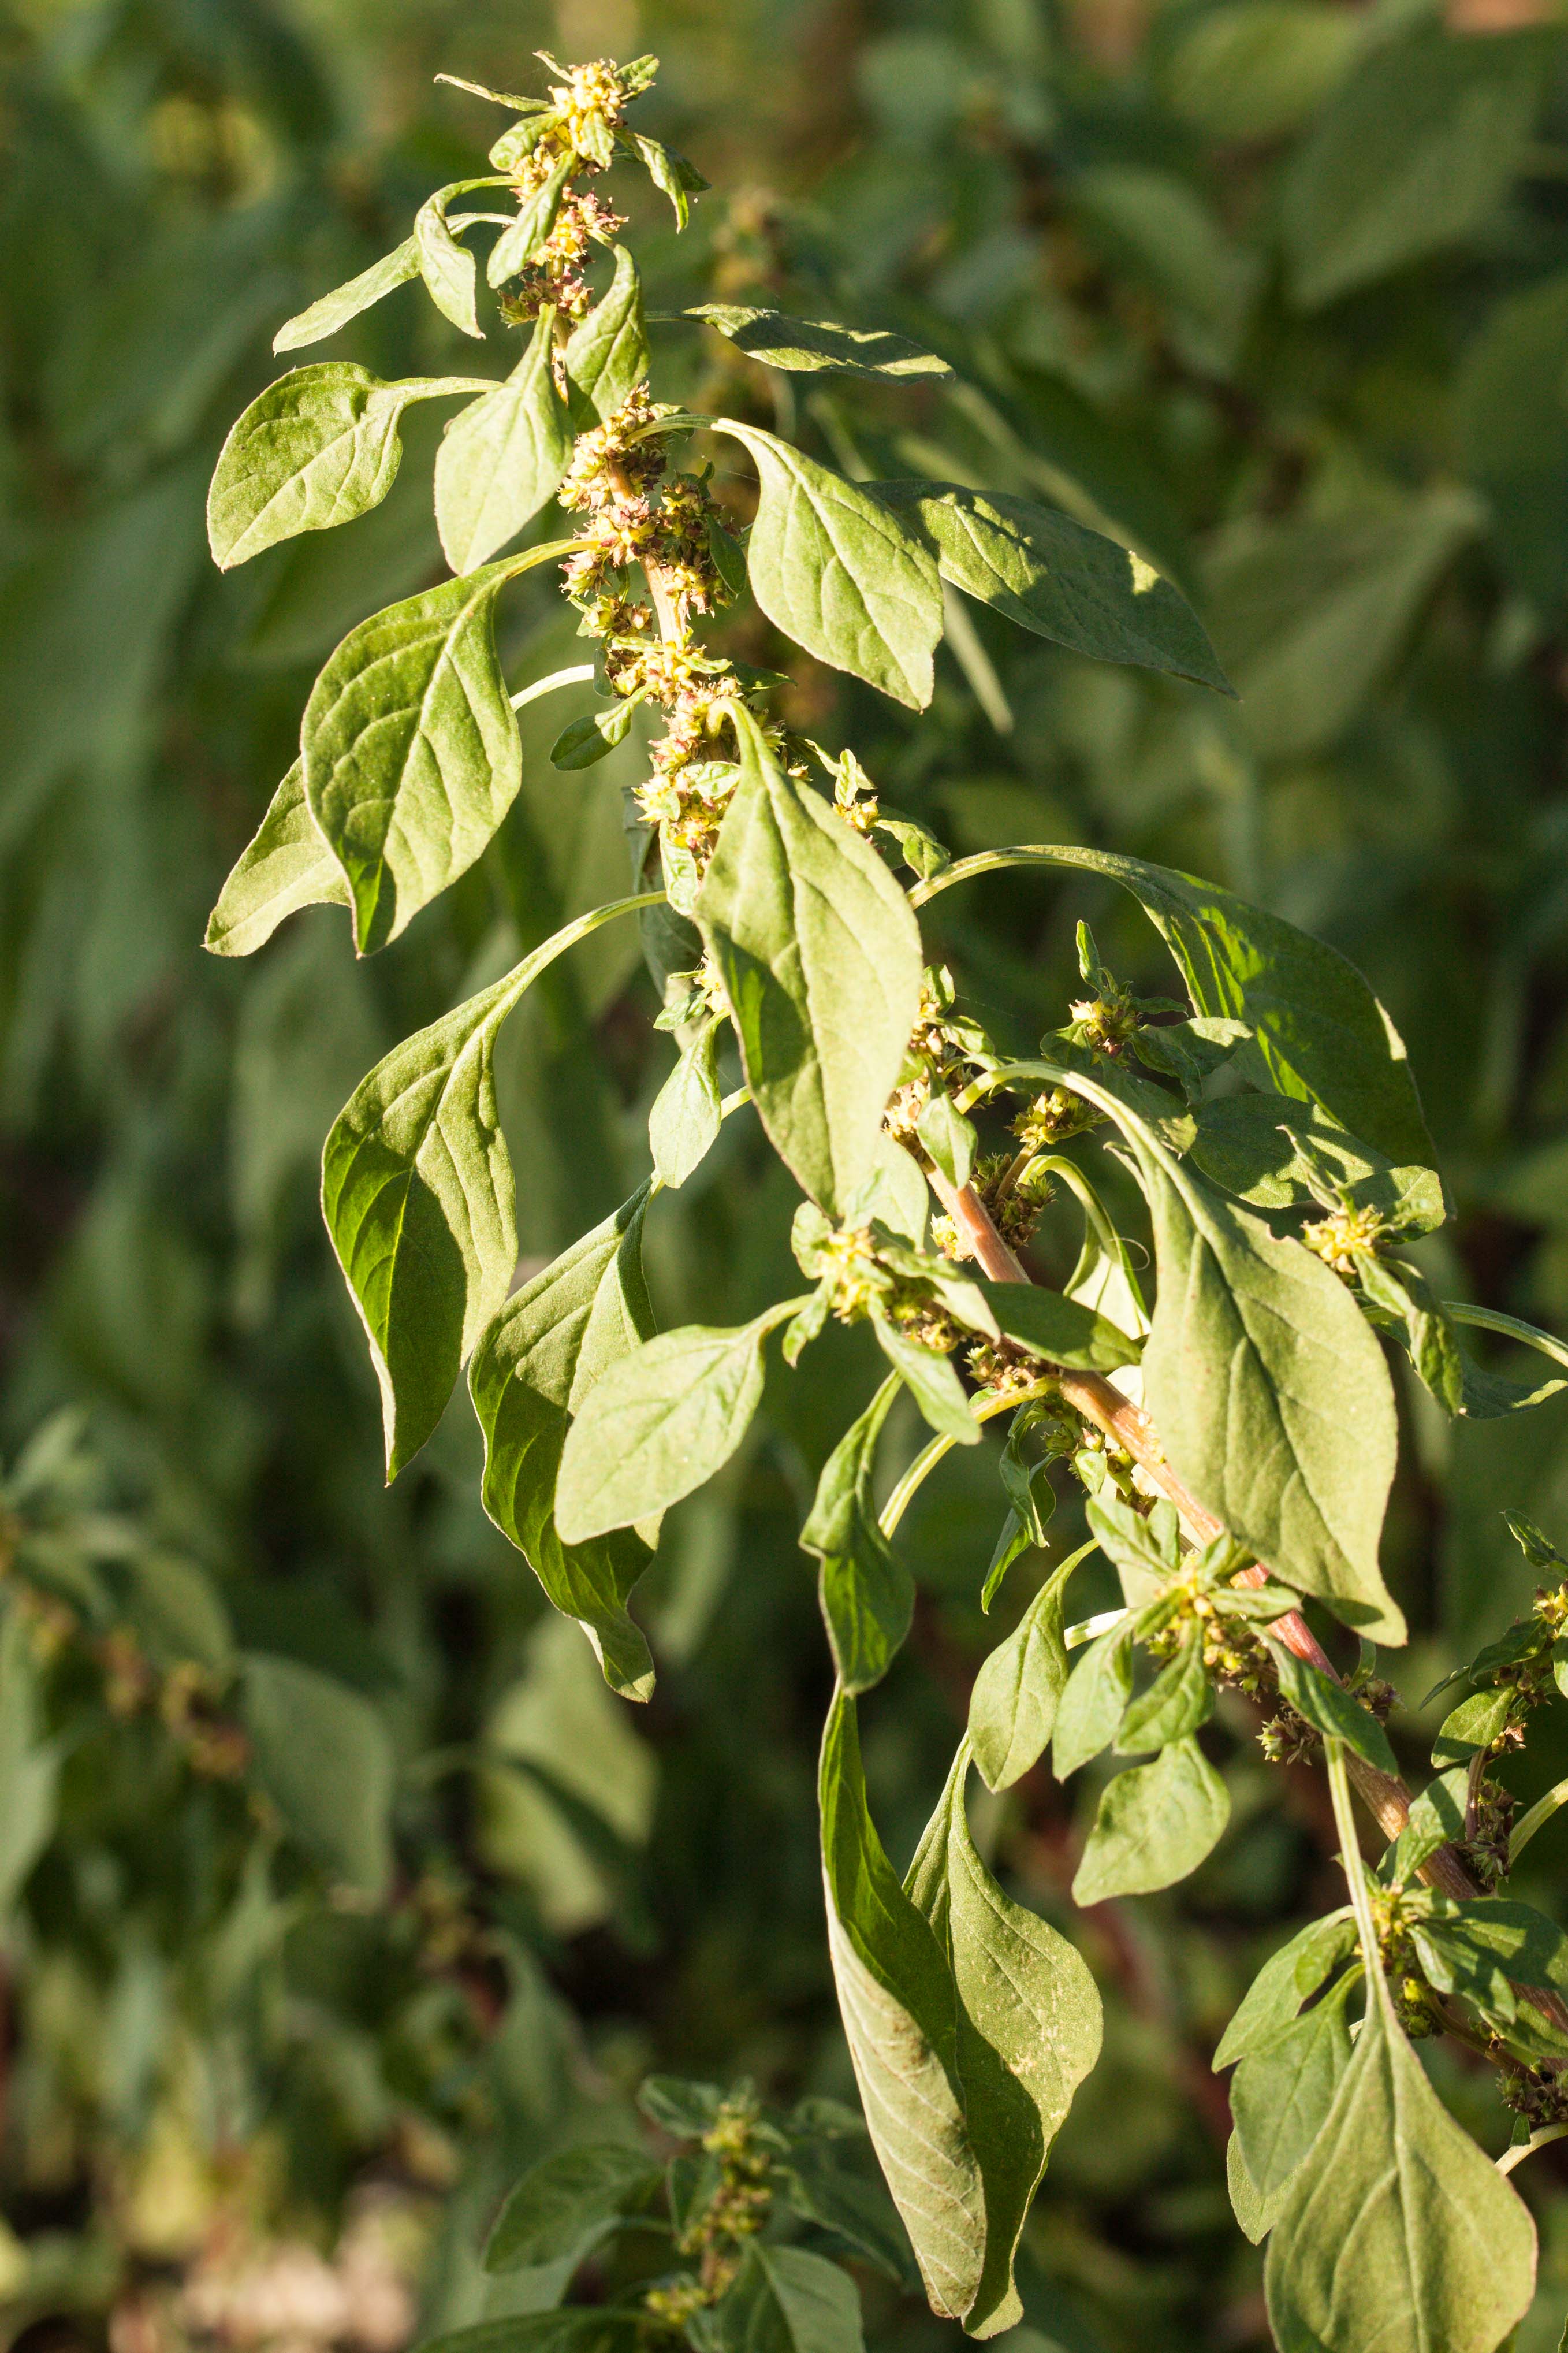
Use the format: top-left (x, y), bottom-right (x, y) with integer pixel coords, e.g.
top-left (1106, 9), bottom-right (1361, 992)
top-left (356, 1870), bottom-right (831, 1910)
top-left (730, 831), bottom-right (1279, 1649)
top-left (1509, 1774), bottom-right (1568, 1868)
top-left (1496, 2121), bottom-right (1568, 2176)
top-left (1325, 1735), bottom-right (1388, 2016)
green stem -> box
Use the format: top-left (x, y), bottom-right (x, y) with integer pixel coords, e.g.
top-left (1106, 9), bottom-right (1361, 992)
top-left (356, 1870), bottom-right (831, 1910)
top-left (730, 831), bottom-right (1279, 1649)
top-left (1496, 2121), bottom-right (1568, 2176)
top-left (1509, 1774), bottom-right (1568, 1868)
top-left (1326, 1737), bottom-right (1390, 2021)
top-left (877, 1378), bottom-right (1057, 1540)
top-left (1444, 1301), bottom-right (1568, 1376)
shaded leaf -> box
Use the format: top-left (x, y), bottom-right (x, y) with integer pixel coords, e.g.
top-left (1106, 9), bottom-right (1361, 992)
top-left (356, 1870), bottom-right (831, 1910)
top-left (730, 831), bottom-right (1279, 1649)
top-left (471, 1191), bottom-right (658, 1699)
top-left (325, 894), bottom-right (655, 1477)
top-left (1231, 1971), bottom-right (1357, 2209)
top-left (1283, 31), bottom-right (1547, 310)
top-left (872, 482), bottom-right (1232, 694)
top-left (692, 2244), bottom-right (865, 2353)
top-left (555, 1299), bottom-right (804, 1544)
top-left (240, 1654), bottom-right (393, 1898)
top-left (435, 309), bottom-right (573, 574)
top-left (686, 306), bottom-right (951, 379)
top-left (1213, 1910), bottom-right (1357, 2069)
top-left (1265, 1642), bottom-right (1397, 1776)
top-left (696, 713), bottom-right (923, 1215)
top-left (1071, 1738), bottom-right (1230, 1905)
top-left (483, 2143), bottom-right (660, 2274)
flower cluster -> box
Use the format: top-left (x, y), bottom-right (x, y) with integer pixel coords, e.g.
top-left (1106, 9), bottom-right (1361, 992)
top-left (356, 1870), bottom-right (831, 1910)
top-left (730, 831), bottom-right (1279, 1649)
top-left (1012, 1085), bottom-right (1101, 1153)
top-left (492, 57), bottom-right (642, 320)
top-left (643, 2093), bottom-right (774, 2324)
top-left (1301, 1198), bottom-right (1391, 1277)
top-left (885, 967), bottom-right (995, 1148)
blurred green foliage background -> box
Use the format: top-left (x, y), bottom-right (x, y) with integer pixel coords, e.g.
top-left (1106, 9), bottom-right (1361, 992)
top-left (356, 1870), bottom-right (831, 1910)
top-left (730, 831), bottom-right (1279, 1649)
top-left (8, 0), bottom-right (1568, 2345)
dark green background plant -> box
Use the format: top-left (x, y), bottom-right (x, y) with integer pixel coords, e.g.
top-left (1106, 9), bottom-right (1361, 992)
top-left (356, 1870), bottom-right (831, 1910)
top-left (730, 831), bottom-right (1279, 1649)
top-left (10, 3), bottom-right (1568, 2350)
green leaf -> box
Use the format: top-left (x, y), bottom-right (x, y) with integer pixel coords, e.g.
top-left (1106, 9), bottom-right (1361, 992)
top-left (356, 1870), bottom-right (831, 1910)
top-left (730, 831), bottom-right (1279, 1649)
top-left (1114, 1634), bottom-right (1212, 1753)
top-left (820, 1698), bottom-right (1098, 2337)
top-left (968, 1545), bottom-right (1090, 1793)
top-left (487, 154), bottom-right (572, 288)
top-left (204, 760), bottom-right (349, 957)
top-left (551, 699), bottom-right (639, 769)
top-left (1142, 1157), bottom-right (1402, 1642)
top-left (776, 2145), bottom-right (916, 2286)
top-left (1353, 1254), bottom-right (1464, 1418)
top-left (918, 1091), bottom-right (976, 1190)
top-left (1052, 1620), bottom-right (1135, 1780)
top-left (1213, 1910), bottom-right (1357, 2069)
top-left (1071, 1738), bottom-right (1230, 1905)
top-left (1265, 1642), bottom-right (1397, 1776)
top-left (1432, 1685), bottom-right (1514, 1769)
top-left (713, 422), bottom-right (943, 709)
top-left (870, 483), bottom-right (1232, 695)
top-left (1282, 30), bottom-right (1548, 310)
top-left (693, 2244), bottom-right (865, 2353)
top-left (956, 850), bottom-right (1435, 1167)
top-left (1188, 1094), bottom-right (1443, 1232)
top-left (802, 1380), bottom-right (913, 1694)
top-left (696, 712), bottom-right (923, 1215)
top-left (1085, 1489), bottom-right (1178, 1608)
top-left (649, 1019), bottom-right (722, 1190)
top-left (976, 1281), bottom-right (1141, 1376)
top-left (1378, 1767), bottom-right (1467, 1891)
top-left (0, 1608), bottom-right (58, 1917)
top-left (998, 1066), bottom-right (1410, 1643)
top-left (273, 238), bottom-right (421, 354)
top-left (1228, 2129), bottom-right (1272, 2247)
top-left (1264, 1990), bottom-right (1537, 2352)
top-left (240, 1654), bottom-right (394, 1898)
top-left (636, 2076), bottom-right (724, 2137)
top-left (208, 364), bottom-right (488, 570)
top-left (555, 1298), bottom-right (805, 1544)
top-left (565, 248), bottom-right (649, 423)
top-left (905, 1743), bottom-right (1103, 2337)
top-left (871, 1317), bottom-right (979, 1445)
top-left (415, 179), bottom-right (494, 338)
top-left (1230, 1970), bottom-right (1357, 2212)
top-left (628, 132), bottom-right (708, 228)
top-left (434, 310), bottom-right (573, 574)
top-left (483, 2143), bottom-right (660, 2274)
top-left (470, 1191), bottom-right (659, 1700)
top-left (684, 306), bottom-right (951, 379)
top-left (324, 893), bottom-right (656, 1477)
top-left (303, 546), bottom-right (565, 953)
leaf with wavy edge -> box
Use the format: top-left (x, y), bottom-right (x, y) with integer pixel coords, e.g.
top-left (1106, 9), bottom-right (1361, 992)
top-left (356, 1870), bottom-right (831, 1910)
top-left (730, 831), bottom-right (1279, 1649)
top-left (322, 892), bottom-right (660, 1479)
top-left (302, 541), bottom-right (579, 953)
top-left (822, 1700), bottom-right (1099, 2338)
top-left (975, 1055), bottom-right (1403, 1641)
top-left (712, 421), bottom-right (942, 708)
top-left (208, 364), bottom-right (490, 569)
top-left (919, 845), bottom-right (1435, 1168)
